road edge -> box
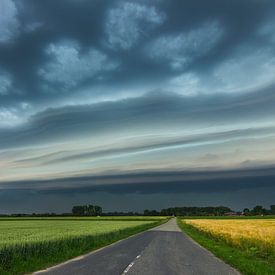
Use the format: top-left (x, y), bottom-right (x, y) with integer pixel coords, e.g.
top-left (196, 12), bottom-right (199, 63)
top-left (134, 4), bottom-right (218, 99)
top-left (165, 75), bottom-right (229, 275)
top-left (32, 218), bottom-right (170, 274)
top-left (177, 218), bottom-right (275, 275)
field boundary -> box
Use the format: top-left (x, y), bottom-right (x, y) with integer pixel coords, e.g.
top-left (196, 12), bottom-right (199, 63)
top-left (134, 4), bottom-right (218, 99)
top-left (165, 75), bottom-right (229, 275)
top-left (177, 221), bottom-right (240, 272)
top-left (34, 218), bottom-right (169, 274)
top-left (177, 218), bottom-right (275, 275)
top-left (0, 218), bottom-right (168, 275)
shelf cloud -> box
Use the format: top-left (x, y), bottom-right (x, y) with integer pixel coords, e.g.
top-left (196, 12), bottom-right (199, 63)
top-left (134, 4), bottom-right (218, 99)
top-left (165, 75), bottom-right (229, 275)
top-left (0, 0), bottom-right (275, 212)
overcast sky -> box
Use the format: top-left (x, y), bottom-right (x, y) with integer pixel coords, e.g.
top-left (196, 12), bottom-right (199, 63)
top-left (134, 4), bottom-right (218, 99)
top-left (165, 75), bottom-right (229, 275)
top-left (0, 0), bottom-right (275, 213)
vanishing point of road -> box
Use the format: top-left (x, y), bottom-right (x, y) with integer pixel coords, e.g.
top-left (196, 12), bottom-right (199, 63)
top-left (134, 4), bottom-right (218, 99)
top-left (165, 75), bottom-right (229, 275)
top-left (35, 218), bottom-right (240, 275)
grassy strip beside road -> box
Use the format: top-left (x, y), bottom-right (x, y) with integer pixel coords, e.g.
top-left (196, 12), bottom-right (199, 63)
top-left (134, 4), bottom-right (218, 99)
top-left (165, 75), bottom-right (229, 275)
top-left (0, 217), bottom-right (167, 275)
top-left (177, 218), bottom-right (275, 275)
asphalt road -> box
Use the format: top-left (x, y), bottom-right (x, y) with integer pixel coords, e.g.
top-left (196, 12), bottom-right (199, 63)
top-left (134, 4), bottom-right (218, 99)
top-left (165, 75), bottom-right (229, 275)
top-left (35, 218), bottom-right (240, 275)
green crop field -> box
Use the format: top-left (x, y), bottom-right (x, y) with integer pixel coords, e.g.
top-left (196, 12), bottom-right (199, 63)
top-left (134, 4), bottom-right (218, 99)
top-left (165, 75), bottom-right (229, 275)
top-left (0, 216), bottom-right (167, 221)
top-left (0, 216), bottom-right (167, 274)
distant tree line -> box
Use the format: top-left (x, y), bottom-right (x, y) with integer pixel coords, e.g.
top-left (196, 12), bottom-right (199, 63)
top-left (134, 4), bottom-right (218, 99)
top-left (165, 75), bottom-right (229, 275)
top-left (143, 205), bottom-right (275, 216)
top-left (1, 204), bottom-right (275, 217)
top-left (144, 206), bottom-right (232, 216)
top-left (72, 205), bottom-right (102, 216)
top-left (243, 205), bottom-right (275, 216)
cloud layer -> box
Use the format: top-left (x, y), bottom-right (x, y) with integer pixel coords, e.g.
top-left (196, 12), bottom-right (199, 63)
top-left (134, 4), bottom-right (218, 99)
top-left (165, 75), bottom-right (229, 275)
top-left (146, 21), bottom-right (223, 70)
top-left (0, 0), bottom-right (19, 43)
top-left (105, 2), bottom-right (165, 50)
top-left (39, 40), bottom-right (118, 90)
top-left (0, 0), bottom-right (275, 212)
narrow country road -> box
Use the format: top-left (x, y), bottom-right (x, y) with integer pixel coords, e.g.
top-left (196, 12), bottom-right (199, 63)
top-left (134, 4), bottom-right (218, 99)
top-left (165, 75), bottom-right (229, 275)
top-left (35, 218), bottom-right (240, 275)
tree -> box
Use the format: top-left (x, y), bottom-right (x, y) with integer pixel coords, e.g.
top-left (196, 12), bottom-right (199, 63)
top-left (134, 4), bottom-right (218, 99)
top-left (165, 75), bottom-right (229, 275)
top-left (86, 205), bottom-right (95, 216)
top-left (94, 205), bottom-right (102, 216)
top-left (143, 209), bottom-right (150, 216)
top-left (72, 205), bottom-right (85, 216)
top-left (270, 205), bottom-right (275, 215)
top-left (214, 206), bottom-right (232, 215)
top-left (72, 204), bottom-right (102, 216)
top-left (252, 205), bottom-right (266, 215)
top-left (243, 208), bottom-right (250, 215)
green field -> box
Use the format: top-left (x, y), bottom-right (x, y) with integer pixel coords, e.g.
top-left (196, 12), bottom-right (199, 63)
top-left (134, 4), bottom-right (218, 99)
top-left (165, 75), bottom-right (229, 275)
top-left (0, 216), bottom-right (167, 274)
top-left (0, 216), bottom-right (166, 221)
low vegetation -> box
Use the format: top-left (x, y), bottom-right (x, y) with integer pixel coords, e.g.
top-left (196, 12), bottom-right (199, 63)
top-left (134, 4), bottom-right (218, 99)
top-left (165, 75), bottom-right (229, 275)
top-left (0, 217), bottom-right (167, 274)
top-left (178, 218), bottom-right (275, 275)
top-left (72, 204), bottom-right (102, 216)
top-left (144, 204), bottom-right (275, 216)
top-left (144, 206), bottom-right (232, 216)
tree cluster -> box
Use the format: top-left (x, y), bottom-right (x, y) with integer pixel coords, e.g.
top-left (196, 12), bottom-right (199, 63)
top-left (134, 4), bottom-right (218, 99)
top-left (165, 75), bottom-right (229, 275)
top-left (243, 205), bottom-right (275, 216)
top-left (2, 204), bottom-right (274, 217)
top-left (72, 205), bottom-right (102, 216)
top-left (144, 206), bottom-right (232, 216)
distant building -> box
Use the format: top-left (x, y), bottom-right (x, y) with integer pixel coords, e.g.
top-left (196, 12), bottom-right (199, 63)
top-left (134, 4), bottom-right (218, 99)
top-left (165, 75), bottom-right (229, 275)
top-left (224, 211), bottom-right (239, 216)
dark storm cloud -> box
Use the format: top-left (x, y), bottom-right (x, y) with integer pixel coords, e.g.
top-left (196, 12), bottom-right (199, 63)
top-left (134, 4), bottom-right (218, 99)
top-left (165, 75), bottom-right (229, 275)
top-left (1, 166), bottom-right (275, 194)
top-left (0, 0), bottom-right (110, 104)
top-left (0, 0), bottom-right (275, 107)
top-left (1, 86), bottom-right (275, 149)
top-left (1, 1), bottom-right (275, 213)
top-left (1, 172), bottom-right (275, 213)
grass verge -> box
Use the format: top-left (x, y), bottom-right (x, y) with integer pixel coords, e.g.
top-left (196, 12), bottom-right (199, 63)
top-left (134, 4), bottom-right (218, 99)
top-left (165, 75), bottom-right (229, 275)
top-left (0, 219), bottom-right (166, 275)
top-left (177, 218), bottom-right (275, 275)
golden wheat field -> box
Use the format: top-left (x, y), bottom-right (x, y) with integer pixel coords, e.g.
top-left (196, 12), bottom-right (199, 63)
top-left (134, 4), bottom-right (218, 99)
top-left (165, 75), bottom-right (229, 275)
top-left (184, 219), bottom-right (275, 253)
